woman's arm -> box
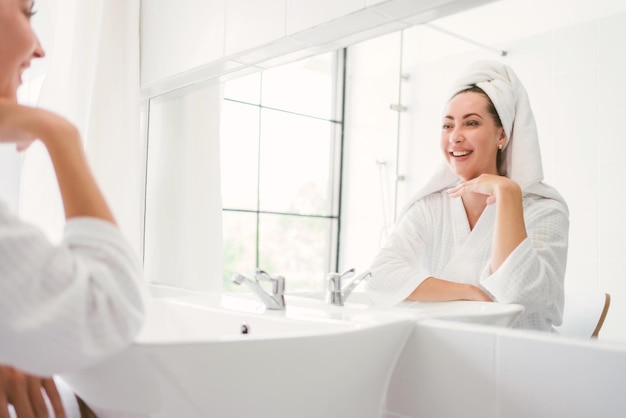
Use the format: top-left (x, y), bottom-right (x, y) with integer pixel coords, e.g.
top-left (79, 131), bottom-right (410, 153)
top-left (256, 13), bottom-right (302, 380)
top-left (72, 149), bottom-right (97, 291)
top-left (368, 196), bottom-right (492, 304)
top-left (490, 179), bottom-right (527, 272)
top-left (0, 102), bottom-right (115, 223)
top-left (447, 174), bottom-right (527, 273)
top-left (480, 197), bottom-right (569, 328)
top-left (407, 277), bottom-right (492, 301)
top-left (0, 101), bottom-right (145, 375)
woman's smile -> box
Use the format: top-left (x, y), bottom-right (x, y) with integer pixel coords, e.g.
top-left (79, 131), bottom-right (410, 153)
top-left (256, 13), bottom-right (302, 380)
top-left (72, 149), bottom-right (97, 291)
top-left (450, 150), bottom-right (472, 158)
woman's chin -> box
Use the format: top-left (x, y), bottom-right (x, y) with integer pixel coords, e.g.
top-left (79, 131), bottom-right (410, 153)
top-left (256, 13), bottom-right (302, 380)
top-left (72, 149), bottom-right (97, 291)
top-left (0, 88), bottom-right (18, 102)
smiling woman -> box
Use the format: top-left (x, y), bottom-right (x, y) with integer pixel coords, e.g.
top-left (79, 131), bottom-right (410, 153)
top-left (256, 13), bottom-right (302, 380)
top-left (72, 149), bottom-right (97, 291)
top-left (0, 0), bottom-right (145, 415)
top-left (0, 0), bottom-right (42, 101)
top-left (365, 60), bottom-right (569, 332)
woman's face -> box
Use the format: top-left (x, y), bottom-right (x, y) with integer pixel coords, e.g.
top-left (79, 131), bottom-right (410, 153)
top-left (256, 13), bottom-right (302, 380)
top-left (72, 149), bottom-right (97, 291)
top-left (0, 0), bottom-right (44, 102)
top-left (441, 91), bottom-right (505, 181)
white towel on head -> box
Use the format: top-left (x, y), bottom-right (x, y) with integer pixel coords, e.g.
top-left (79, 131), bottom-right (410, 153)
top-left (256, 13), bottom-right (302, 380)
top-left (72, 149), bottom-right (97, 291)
top-left (399, 60), bottom-right (567, 217)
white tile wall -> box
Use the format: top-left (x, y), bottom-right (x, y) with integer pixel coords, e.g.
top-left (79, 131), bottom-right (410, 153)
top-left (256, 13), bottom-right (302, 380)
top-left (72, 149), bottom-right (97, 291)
top-left (551, 65), bottom-right (598, 294)
top-left (552, 21), bottom-right (597, 73)
top-left (224, 0), bottom-right (287, 56)
top-left (601, 307), bottom-right (626, 343)
top-left (291, 9), bottom-right (388, 45)
top-left (596, 107), bottom-right (626, 262)
top-left (140, 0), bottom-right (175, 18)
top-left (598, 12), bottom-right (626, 66)
top-left (286, 0), bottom-right (366, 35)
top-left (597, 60), bottom-right (626, 113)
top-left (141, 0), bottom-right (226, 87)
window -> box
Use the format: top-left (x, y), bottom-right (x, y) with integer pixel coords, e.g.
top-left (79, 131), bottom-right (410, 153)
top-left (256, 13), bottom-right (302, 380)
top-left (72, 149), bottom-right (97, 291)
top-left (220, 51), bottom-right (344, 292)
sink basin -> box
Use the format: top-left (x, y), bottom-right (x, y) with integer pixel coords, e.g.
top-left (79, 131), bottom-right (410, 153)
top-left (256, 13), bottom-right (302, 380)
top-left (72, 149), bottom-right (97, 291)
top-left (61, 287), bottom-right (413, 418)
top-left (398, 300), bottom-right (524, 328)
top-left (287, 290), bottom-right (524, 328)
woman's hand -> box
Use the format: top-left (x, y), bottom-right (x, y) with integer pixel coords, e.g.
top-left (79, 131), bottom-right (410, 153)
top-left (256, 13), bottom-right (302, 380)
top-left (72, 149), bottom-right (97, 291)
top-left (0, 365), bottom-right (66, 418)
top-left (0, 99), bottom-right (115, 223)
top-left (0, 100), bottom-right (40, 151)
top-left (0, 100), bottom-right (79, 153)
top-left (446, 173), bottom-right (519, 205)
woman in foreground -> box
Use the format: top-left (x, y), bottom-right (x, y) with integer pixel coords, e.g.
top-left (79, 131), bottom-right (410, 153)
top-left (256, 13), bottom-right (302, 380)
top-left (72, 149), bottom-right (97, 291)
top-left (1, 0), bottom-right (145, 415)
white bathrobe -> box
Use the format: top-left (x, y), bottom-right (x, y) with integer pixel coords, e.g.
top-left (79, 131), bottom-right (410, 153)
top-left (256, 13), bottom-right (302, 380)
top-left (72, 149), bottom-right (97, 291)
top-left (0, 201), bottom-right (146, 376)
top-left (366, 60), bottom-right (569, 331)
top-left (368, 190), bottom-right (568, 331)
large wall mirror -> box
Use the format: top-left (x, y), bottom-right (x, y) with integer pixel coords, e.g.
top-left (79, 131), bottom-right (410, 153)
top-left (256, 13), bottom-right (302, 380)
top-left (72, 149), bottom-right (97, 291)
top-left (143, 0), bottom-right (626, 343)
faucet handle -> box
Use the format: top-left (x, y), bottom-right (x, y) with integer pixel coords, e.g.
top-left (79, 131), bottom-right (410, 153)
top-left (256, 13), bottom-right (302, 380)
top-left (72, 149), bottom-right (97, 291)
top-left (255, 268), bottom-right (285, 296)
top-left (327, 273), bottom-right (341, 293)
top-left (272, 276), bottom-right (285, 297)
top-left (326, 267), bottom-right (355, 305)
top-left (327, 268), bottom-right (355, 290)
top-left (326, 268), bottom-right (371, 306)
top-left (254, 268), bottom-right (271, 282)
top-left (339, 267), bottom-right (355, 279)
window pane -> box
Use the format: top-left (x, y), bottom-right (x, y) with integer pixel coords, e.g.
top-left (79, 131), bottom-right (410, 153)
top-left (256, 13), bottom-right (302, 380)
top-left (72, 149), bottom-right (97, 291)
top-left (258, 109), bottom-right (339, 216)
top-left (220, 101), bottom-right (259, 210)
top-left (258, 213), bottom-right (337, 292)
top-left (220, 50), bottom-right (344, 295)
top-left (223, 72), bottom-right (261, 104)
top-left (261, 52), bottom-right (338, 120)
top-left (222, 211), bottom-right (257, 292)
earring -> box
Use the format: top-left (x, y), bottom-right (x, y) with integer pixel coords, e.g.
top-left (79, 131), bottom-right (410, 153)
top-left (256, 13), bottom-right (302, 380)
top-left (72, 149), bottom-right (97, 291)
top-left (498, 144), bottom-right (503, 150)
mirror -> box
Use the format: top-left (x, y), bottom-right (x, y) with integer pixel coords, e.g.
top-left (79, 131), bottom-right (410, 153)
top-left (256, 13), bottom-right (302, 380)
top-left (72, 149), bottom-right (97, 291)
top-left (342, 0), bottom-right (626, 344)
top-left (143, 0), bottom-right (626, 343)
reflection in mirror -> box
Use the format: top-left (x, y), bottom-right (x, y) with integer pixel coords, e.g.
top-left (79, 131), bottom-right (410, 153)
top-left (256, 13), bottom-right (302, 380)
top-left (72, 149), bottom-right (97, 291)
top-left (340, 0), bottom-right (626, 343)
top-left (142, 0), bottom-right (626, 344)
top-left (144, 84), bottom-right (223, 292)
top-left (220, 51), bottom-right (343, 292)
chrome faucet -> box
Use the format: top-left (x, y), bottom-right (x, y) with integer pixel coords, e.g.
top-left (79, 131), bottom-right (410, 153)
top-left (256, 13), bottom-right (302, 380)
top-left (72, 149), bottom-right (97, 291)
top-left (325, 268), bottom-right (371, 306)
top-left (231, 269), bottom-right (286, 310)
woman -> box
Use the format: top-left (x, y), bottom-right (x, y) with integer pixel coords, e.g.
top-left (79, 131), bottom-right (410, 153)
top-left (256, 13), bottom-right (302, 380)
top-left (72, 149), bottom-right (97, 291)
top-left (0, 0), bottom-right (145, 415)
top-left (366, 61), bottom-right (569, 331)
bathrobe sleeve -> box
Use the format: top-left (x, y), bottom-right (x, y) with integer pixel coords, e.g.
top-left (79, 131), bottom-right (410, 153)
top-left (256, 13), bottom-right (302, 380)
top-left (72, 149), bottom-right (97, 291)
top-left (366, 198), bottom-right (434, 306)
top-left (479, 194), bottom-right (569, 330)
top-left (0, 202), bottom-right (146, 376)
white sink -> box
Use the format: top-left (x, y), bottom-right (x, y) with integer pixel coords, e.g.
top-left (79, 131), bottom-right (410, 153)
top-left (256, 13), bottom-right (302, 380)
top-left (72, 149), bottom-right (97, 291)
top-left (287, 290), bottom-right (524, 328)
top-left (61, 287), bottom-right (414, 418)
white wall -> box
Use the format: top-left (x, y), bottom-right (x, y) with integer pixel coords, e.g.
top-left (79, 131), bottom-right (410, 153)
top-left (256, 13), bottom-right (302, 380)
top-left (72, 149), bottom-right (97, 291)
top-left (342, 11), bottom-right (626, 344)
top-left (139, 0), bottom-right (495, 96)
